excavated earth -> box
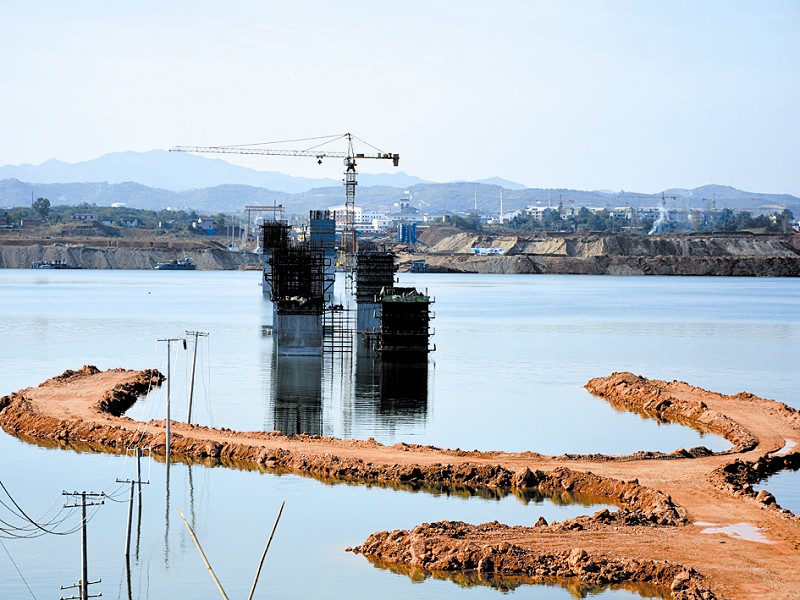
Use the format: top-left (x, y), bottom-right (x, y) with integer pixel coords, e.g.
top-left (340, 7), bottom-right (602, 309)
top-left (4, 230), bottom-right (799, 275)
top-left (405, 231), bottom-right (800, 276)
top-left (1, 367), bottom-right (799, 599)
top-left (0, 235), bottom-right (261, 269)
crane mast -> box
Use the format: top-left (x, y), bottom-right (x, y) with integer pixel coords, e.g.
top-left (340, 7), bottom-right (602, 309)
top-left (171, 133), bottom-right (399, 269)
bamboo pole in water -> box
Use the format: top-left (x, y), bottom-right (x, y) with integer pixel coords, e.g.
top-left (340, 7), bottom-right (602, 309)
top-left (247, 501), bottom-right (285, 600)
top-left (176, 508), bottom-right (229, 600)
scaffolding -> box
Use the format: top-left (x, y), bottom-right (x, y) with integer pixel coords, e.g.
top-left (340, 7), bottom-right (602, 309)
top-left (267, 245), bottom-right (326, 301)
top-left (377, 287), bottom-right (435, 356)
top-left (323, 305), bottom-right (354, 354)
top-left (309, 210), bottom-right (336, 303)
top-left (246, 205), bottom-right (285, 249)
top-left (260, 221), bottom-right (291, 296)
top-left (355, 245), bottom-right (397, 305)
top-left (265, 245), bottom-right (326, 356)
top-left (261, 221), bottom-right (290, 252)
top-left (259, 213), bottom-right (435, 358)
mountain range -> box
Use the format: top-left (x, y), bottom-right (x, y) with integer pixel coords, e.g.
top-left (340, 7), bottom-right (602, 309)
top-left (0, 150), bottom-right (427, 193)
top-left (1, 151), bottom-right (797, 217)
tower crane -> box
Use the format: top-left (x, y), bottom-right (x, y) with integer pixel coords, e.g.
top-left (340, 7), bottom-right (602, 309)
top-left (170, 133), bottom-right (399, 269)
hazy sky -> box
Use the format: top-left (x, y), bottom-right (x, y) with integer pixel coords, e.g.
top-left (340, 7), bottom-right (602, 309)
top-left (1, 1), bottom-right (798, 194)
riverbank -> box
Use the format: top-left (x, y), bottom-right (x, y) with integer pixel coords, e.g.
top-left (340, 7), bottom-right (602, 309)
top-left (0, 236), bottom-right (261, 269)
top-left (1, 367), bottom-right (798, 599)
top-left (2, 230), bottom-right (799, 275)
top-left (399, 230), bottom-right (800, 276)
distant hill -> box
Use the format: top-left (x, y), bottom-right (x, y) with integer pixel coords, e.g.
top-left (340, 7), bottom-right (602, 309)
top-left (1, 151), bottom-right (798, 217)
top-left (3, 177), bottom-right (798, 218)
top-left (0, 150), bottom-right (426, 193)
top-left (472, 177), bottom-right (527, 190)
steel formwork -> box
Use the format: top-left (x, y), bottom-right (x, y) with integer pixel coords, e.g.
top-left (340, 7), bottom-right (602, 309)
top-left (377, 287), bottom-right (434, 356)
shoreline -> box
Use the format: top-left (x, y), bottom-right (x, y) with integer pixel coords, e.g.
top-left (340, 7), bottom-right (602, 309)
top-left (2, 231), bottom-right (799, 275)
top-left (1, 367), bottom-right (798, 599)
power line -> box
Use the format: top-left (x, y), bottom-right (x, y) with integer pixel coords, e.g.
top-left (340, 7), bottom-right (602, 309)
top-left (0, 481), bottom-right (84, 537)
top-left (0, 537), bottom-right (38, 600)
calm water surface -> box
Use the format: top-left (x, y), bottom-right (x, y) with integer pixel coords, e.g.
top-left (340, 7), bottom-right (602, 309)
top-left (754, 468), bottom-right (800, 514)
top-left (1, 270), bottom-right (797, 598)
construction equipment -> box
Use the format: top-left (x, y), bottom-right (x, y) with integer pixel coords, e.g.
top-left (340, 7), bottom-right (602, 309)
top-left (171, 133), bottom-right (399, 269)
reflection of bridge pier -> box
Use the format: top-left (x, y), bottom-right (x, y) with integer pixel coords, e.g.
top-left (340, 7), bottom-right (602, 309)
top-left (354, 351), bottom-right (430, 433)
top-left (379, 360), bottom-right (429, 415)
top-left (271, 354), bottom-right (323, 436)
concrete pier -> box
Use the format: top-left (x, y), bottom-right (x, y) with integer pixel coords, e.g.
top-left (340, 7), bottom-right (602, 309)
top-left (308, 210), bottom-right (336, 305)
top-left (275, 300), bottom-right (324, 356)
top-left (268, 246), bottom-right (326, 356)
top-left (354, 247), bottom-right (396, 351)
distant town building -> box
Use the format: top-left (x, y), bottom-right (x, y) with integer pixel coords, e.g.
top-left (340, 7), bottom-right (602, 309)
top-left (193, 217), bottom-right (218, 235)
top-left (389, 200), bottom-right (425, 226)
top-left (70, 213), bottom-right (98, 222)
top-left (19, 218), bottom-right (43, 227)
top-left (120, 218), bottom-right (139, 228)
top-left (328, 205), bottom-right (389, 232)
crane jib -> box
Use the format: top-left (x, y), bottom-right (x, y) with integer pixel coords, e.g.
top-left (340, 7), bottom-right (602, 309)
top-left (170, 146), bottom-right (399, 166)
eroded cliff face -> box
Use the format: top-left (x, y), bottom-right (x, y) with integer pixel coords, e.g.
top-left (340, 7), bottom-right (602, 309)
top-left (4, 231), bottom-right (799, 275)
top-left (0, 244), bottom-right (261, 270)
top-left (410, 231), bottom-right (800, 276)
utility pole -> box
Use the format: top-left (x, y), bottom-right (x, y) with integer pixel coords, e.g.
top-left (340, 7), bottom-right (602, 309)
top-left (60, 491), bottom-right (104, 600)
top-left (158, 337), bottom-right (183, 458)
top-left (136, 446), bottom-right (146, 560)
top-left (117, 447), bottom-right (149, 559)
top-left (185, 330), bottom-right (208, 424)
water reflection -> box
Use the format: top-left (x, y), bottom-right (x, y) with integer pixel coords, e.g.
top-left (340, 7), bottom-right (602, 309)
top-left (365, 558), bottom-right (671, 598)
top-left (263, 342), bottom-right (431, 438)
top-left (353, 352), bottom-right (430, 433)
top-left (270, 354), bottom-right (323, 435)
top-left (164, 458), bottom-right (171, 568)
top-left (754, 467), bottom-right (800, 515)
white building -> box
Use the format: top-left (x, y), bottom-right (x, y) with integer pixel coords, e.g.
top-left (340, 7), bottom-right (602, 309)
top-left (328, 205), bottom-right (390, 232)
top-left (70, 213), bottom-right (98, 222)
top-left (193, 217), bottom-right (218, 235)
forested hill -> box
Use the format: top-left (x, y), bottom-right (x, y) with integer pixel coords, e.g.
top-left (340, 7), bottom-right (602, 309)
top-left (2, 177), bottom-right (798, 218)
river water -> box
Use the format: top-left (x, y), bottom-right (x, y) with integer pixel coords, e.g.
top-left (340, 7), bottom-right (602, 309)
top-left (1, 270), bottom-right (797, 599)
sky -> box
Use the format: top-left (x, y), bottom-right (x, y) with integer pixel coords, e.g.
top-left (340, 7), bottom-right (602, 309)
top-left (1, 1), bottom-right (798, 195)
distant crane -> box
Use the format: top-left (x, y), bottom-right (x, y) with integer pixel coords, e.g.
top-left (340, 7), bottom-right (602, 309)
top-left (171, 133), bottom-right (399, 268)
top-left (557, 195), bottom-right (574, 217)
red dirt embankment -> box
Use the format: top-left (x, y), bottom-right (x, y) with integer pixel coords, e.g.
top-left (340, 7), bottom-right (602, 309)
top-left (2, 367), bottom-right (799, 599)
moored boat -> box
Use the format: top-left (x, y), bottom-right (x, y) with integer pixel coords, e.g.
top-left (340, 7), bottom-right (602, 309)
top-left (155, 257), bottom-right (197, 270)
top-left (30, 259), bottom-right (76, 269)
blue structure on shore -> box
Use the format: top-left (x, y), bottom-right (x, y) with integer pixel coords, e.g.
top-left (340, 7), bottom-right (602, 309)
top-left (397, 223), bottom-right (417, 246)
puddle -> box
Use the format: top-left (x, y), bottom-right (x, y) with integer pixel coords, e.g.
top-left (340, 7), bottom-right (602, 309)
top-left (696, 521), bottom-right (774, 544)
top-left (774, 438), bottom-right (797, 456)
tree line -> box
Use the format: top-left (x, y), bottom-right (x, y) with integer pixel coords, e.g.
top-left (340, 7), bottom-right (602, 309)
top-left (505, 206), bottom-right (796, 235)
top-left (1, 200), bottom-right (236, 232)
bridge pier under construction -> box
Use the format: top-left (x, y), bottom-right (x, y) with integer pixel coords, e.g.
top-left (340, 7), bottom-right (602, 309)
top-left (261, 212), bottom-right (433, 358)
